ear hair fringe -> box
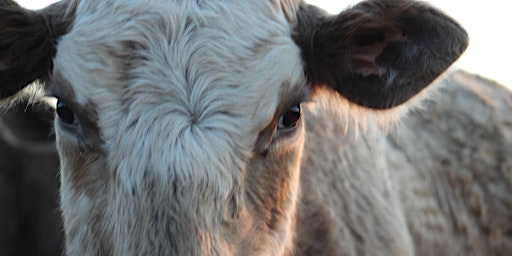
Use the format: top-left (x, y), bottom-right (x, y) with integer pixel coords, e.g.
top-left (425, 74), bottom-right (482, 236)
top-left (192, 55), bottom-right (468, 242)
top-left (0, 81), bottom-right (52, 111)
top-left (308, 70), bottom-right (453, 139)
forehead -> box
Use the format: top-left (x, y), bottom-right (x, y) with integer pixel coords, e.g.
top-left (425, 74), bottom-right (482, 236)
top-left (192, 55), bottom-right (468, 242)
top-left (51, 0), bottom-right (306, 168)
top-left (53, 0), bottom-right (304, 111)
top-left (54, 0), bottom-right (302, 136)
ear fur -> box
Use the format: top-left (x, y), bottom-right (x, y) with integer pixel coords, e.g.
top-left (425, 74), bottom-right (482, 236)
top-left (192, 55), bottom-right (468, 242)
top-left (292, 0), bottom-right (469, 109)
top-left (0, 0), bottom-right (74, 100)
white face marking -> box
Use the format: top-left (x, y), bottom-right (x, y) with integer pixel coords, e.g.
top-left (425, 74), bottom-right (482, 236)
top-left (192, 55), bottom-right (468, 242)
top-left (52, 0), bottom-right (306, 254)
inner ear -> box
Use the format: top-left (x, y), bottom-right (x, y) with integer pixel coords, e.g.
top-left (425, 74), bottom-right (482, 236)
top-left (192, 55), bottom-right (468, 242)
top-left (351, 24), bottom-right (406, 76)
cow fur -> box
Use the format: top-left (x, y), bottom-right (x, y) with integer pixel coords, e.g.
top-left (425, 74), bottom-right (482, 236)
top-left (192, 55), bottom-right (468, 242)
top-left (3, 0), bottom-right (506, 255)
top-left (296, 71), bottom-right (512, 255)
top-left (2, 71), bottom-right (511, 256)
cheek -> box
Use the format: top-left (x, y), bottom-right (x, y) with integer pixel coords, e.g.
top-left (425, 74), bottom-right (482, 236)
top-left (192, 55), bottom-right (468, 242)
top-left (243, 124), bottom-right (305, 220)
top-left (236, 129), bottom-right (304, 253)
top-left (56, 130), bottom-right (110, 198)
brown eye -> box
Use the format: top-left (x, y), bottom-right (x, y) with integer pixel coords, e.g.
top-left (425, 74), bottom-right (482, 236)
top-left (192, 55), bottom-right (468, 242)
top-left (56, 99), bottom-right (77, 125)
top-left (278, 104), bottom-right (301, 130)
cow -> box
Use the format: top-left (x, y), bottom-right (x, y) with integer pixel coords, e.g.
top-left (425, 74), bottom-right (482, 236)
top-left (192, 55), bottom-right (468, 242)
top-left (1, 0), bottom-right (508, 255)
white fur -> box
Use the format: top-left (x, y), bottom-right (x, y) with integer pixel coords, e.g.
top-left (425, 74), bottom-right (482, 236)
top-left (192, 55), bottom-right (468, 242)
top-left (54, 0), bottom-right (305, 254)
top-left (45, 0), bottom-right (461, 255)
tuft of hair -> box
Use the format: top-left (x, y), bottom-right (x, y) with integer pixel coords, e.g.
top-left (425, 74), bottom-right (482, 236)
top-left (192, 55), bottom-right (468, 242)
top-left (0, 81), bottom-right (52, 112)
top-left (309, 69), bottom-right (452, 139)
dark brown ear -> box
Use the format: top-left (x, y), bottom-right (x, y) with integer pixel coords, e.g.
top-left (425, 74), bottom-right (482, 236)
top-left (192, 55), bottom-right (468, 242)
top-left (292, 0), bottom-right (469, 109)
top-left (0, 0), bottom-right (73, 100)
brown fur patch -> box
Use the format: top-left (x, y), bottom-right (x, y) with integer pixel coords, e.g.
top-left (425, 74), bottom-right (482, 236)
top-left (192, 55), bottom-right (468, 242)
top-left (51, 74), bottom-right (107, 197)
top-left (295, 195), bottom-right (344, 256)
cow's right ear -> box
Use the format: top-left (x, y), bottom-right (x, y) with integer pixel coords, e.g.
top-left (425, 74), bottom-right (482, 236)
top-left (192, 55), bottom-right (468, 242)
top-left (0, 0), bottom-right (74, 100)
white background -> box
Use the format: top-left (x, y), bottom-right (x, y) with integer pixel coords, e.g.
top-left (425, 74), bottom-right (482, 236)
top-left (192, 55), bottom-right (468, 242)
top-left (15, 0), bottom-right (511, 89)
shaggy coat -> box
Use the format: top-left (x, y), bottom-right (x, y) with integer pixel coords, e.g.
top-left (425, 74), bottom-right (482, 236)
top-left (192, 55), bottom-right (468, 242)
top-left (1, 0), bottom-right (503, 255)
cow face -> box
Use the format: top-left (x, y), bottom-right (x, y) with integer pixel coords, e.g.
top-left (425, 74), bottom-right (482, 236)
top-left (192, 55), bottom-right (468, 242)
top-left (0, 0), bottom-right (467, 255)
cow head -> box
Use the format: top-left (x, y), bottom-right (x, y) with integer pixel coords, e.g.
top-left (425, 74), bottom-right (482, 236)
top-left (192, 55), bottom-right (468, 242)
top-left (0, 0), bottom-right (467, 254)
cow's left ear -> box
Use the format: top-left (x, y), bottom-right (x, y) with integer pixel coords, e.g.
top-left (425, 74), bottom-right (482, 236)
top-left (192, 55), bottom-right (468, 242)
top-left (290, 0), bottom-right (468, 109)
top-left (0, 0), bottom-right (74, 100)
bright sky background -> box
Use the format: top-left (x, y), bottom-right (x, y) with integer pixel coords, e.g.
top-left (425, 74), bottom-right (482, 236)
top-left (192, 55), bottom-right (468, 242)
top-left (16, 0), bottom-right (511, 89)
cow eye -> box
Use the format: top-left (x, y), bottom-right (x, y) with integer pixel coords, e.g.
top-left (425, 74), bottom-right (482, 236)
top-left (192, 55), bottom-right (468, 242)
top-left (56, 99), bottom-right (77, 125)
top-left (278, 104), bottom-right (301, 130)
